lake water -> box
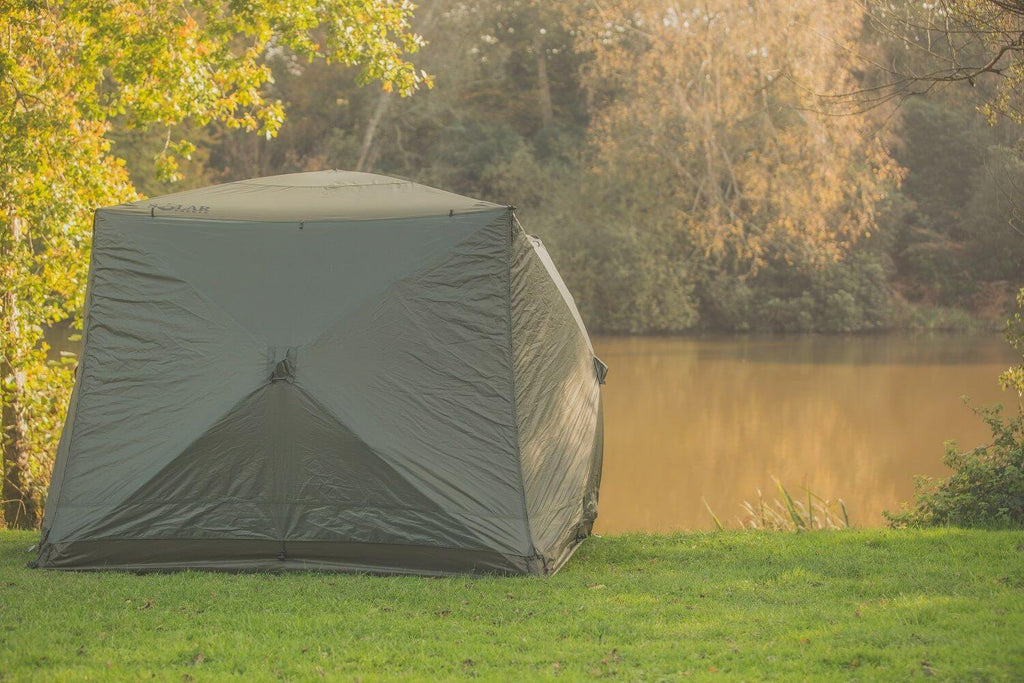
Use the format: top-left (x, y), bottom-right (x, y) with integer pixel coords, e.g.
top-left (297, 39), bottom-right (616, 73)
top-left (591, 334), bottom-right (1019, 533)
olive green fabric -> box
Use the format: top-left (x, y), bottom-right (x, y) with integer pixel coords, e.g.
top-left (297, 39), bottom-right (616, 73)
top-left (509, 226), bottom-right (603, 567)
top-left (34, 171), bottom-right (603, 576)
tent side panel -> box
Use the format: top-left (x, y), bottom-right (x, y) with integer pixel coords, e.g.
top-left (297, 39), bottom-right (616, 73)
top-left (509, 225), bottom-right (603, 572)
top-left (108, 212), bottom-right (491, 347)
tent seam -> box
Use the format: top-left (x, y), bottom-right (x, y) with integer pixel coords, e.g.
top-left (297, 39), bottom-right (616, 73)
top-left (505, 208), bottom-right (540, 566)
top-left (55, 500), bottom-right (525, 518)
top-left (238, 180), bottom-right (406, 189)
top-left (102, 206), bottom-right (503, 224)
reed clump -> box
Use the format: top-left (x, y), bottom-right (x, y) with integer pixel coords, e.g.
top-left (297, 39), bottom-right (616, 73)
top-left (704, 478), bottom-right (850, 531)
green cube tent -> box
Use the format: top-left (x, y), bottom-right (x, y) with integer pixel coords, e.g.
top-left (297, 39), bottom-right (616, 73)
top-left (34, 170), bottom-right (606, 576)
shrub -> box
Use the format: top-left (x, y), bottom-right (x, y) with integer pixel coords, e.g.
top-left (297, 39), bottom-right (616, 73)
top-left (999, 288), bottom-right (1024, 396)
top-left (699, 276), bottom-right (754, 332)
top-left (891, 300), bottom-right (985, 332)
top-left (886, 288), bottom-right (1024, 529)
top-left (884, 405), bottom-right (1023, 529)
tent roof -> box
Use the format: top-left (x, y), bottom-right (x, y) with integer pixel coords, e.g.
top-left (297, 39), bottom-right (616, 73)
top-left (104, 170), bottom-right (503, 222)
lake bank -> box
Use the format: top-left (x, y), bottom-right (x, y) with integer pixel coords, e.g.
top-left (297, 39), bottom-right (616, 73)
top-left (1, 529), bottom-right (1021, 680)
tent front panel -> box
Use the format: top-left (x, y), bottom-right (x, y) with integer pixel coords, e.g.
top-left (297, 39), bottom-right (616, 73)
top-left (37, 206), bottom-right (535, 573)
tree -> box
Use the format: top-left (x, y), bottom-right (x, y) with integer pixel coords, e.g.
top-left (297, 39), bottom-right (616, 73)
top-left (855, 2), bottom-right (1024, 309)
top-left (859, 0), bottom-right (1024, 124)
top-left (555, 0), bottom-right (901, 331)
top-left (0, 0), bottom-right (428, 528)
top-left (198, 0), bottom-right (587, 200)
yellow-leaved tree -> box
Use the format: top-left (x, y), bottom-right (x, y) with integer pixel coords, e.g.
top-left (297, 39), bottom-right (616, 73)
top-left (1, 0), bottom-right (430, 528)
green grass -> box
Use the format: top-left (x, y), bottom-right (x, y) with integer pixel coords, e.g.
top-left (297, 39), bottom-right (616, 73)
top-left (1, 529), bottom-right (1021, 680)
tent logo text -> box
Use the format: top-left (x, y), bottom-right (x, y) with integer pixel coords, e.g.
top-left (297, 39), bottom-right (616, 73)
top-left (151, 204), bottom-right (210, 214)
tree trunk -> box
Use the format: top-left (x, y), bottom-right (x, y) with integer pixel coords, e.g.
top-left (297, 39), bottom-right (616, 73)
top-left (1, 357), bottom-right (35, 529)
top-left (353, 3), bottom-right (439, 173)
top-left (355, 93), bottom-right (391, 173)
top-left (534, 31), bottom-right (554, 129)
top-left (1, 216), bottom-right (38, 529)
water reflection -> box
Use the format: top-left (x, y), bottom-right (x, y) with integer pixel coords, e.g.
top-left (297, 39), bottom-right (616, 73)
top-left (593, 334), bottom-right (1019, 533)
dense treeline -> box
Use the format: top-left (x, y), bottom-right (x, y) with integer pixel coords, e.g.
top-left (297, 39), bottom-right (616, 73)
top-left (122, 0), bottom-right (1024, 334)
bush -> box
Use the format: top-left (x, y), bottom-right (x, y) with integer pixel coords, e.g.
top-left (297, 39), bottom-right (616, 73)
top-left (714, 251), bottom-right (895, 333)
top-left (1000, 288), bottom-right (1024, 395)
top-left (886, 288), bottom-right (1024, 529)
top-left (964, 146), bottom-right (1024, 281)
top-left (891, 301), bottom-right (985, 332)
top-left (895, 229), bottom-right (977, 307)
top-left (884, 405), bottom-right (1023, 529)
top-left (698, 276), bottom-right (754, 332)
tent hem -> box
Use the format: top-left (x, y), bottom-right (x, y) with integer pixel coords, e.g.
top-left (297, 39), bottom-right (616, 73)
top-left (33, 539), bottom-right (543, 576)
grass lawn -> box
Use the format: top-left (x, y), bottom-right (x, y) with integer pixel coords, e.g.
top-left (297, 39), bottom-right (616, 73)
top-left (1, 529), bottom-right (1021, 681)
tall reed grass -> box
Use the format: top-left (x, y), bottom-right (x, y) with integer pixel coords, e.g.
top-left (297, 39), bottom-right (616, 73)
top-left (704, 478), bottom-right (850, 531)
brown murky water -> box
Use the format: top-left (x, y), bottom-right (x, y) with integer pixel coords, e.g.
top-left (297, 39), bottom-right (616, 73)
top-left (591, 334), bottom-right (1019, 533)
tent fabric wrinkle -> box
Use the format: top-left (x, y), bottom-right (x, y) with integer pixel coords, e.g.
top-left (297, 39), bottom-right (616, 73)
top-left (34, 170), bottom-right (604, 576)
top-left (269, 347), bottom-right (297, 383)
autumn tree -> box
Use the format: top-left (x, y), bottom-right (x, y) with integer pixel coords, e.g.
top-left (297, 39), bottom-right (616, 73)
top-left (542, 0), bottom-right (900, 330)
top-left (859, 0), bottom-right (1024, 124)
top-left (0, 0), bottom-right (428, 528)
top-left (851, 1), bottom-right (1024, 306)
top-left (579, 0), bottom-right (900, 269)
